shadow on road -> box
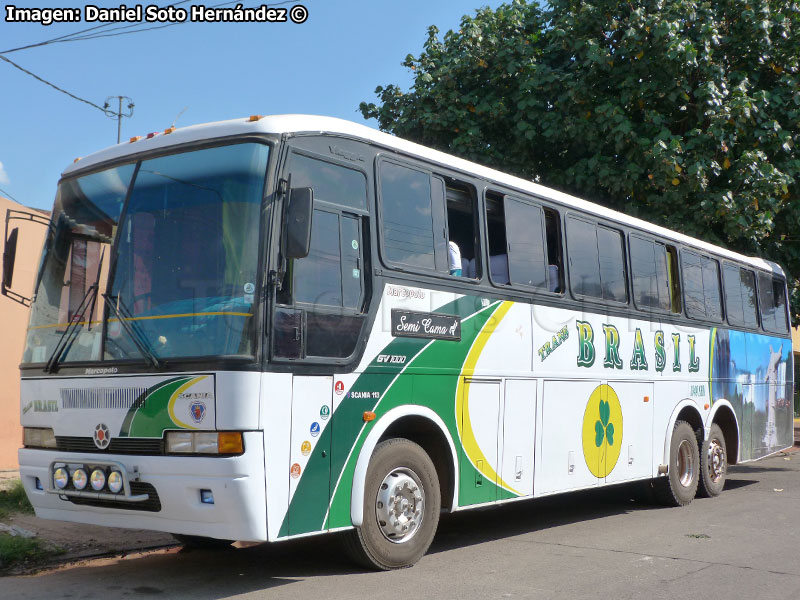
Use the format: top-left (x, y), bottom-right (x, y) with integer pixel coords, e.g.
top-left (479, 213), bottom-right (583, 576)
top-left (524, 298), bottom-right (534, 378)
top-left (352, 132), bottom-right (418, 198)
top-left (430, 480), bottom-right (661, 555)
top-left (14, 462), bottom-right (785, 597)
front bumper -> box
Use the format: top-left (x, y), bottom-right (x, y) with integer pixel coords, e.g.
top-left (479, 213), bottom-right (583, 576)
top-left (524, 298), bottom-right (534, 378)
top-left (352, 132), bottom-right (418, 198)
top-left (18, 431), bottom-right (267, 542)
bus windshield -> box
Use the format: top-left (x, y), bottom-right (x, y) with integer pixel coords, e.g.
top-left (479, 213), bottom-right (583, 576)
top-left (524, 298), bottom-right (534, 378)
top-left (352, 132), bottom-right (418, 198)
top-left (23, 142), bottom-right (269, 366)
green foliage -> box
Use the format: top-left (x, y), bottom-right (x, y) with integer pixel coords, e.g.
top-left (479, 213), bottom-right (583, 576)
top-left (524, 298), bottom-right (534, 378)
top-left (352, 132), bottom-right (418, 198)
top-left (0, 534), bottom-right (53, 572)
top-left (361, 0), bottom-right (800, 322)
top-left (0, 480), bottom-right (34, 520)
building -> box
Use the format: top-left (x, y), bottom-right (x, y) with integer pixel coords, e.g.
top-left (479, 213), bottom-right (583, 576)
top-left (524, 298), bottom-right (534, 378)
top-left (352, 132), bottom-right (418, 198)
top-left (0, 196), bottom-right (48, 470)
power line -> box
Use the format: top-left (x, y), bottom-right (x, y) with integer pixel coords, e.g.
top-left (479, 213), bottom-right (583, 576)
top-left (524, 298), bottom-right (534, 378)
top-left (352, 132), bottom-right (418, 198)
top-left (0, 186), bottom-right (21, 204)
top-left (0, 1), bottom-right (193, 54)
top-left (0, 54), bottom-right (108, 113)
top-left (0, 0), bottom-right (310, 115)
top-left (0, 0), bottom-right (302, 53)
top-left (49, 0), bottom-right (303, 43)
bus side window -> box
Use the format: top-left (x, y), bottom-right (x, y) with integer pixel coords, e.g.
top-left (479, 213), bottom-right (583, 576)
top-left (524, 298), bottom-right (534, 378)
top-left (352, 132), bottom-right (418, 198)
top-left (723, 264), bottom-right (759, 329)
top-left (630, 236), bottom-right (678, 312)
top-left (681, 251), bottom-right (722, 321)
top-left (442, 179), bottom-right (479, 279)
top-left (379, 161), bottom-right (440, 271)
top-left (758, 272), bottom-right (789, 334)
top-left (566, 216), bottom-right (627, 303)
top-left (485, 191), bottom-right (562, 292)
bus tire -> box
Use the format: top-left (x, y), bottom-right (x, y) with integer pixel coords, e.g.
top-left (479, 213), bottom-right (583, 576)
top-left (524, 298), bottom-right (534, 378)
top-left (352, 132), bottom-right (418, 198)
top-left (343, 438), bottom-right (440, 570)
top-left (697, 423), bottom-right (727, 498)
top-left (172, 534), bottom-right (233, 549)
top-left (653, 420), bottom-right (699, 507)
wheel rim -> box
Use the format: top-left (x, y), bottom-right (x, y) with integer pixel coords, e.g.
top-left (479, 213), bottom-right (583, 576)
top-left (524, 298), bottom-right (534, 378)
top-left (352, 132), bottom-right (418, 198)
top-left (375, 467), bottom-right (424, 544)
top-left (706, 438), bottom-right (725, 483)
top-left (676, 439), bottom-right (695, 487)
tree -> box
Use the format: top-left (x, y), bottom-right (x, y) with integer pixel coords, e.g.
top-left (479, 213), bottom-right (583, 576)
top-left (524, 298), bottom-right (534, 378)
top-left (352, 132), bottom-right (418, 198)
top-left (360, 0), bottom-right (800, 322)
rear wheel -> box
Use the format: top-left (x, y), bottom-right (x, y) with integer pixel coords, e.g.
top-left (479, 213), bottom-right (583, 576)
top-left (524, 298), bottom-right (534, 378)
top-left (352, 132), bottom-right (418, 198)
top-left (653, 420), bottom-right (699, 506)
top-left (697, 423), bottom-right (727, 498)
top-left (342, 438), bottom-right (441, 570)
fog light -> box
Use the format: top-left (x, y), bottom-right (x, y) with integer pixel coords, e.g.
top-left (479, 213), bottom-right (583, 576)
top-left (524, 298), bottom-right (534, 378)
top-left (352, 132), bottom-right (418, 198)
top-left (108, 471), bottom-right (123, 494)
top-left (53, 468), bottom-right (69, 490)
top-left (90, 469), bottom-right (106, 491)
top-left (72, 468), bottom-right (88, 490)
top-left (200, 489), bottom-right (214, 504)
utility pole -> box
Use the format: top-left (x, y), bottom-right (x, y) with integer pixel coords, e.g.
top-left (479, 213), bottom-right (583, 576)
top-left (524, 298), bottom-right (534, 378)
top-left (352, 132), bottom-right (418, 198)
top-left (103, 96), bottom-right (135, 144)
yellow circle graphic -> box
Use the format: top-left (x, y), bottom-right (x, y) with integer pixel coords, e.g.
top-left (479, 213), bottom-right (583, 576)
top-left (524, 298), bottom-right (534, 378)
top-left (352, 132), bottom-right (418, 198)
top-left (582, 384), bottom-right (623, 478)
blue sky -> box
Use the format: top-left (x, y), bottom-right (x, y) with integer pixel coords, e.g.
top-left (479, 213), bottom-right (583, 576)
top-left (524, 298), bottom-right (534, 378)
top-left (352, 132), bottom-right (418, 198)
top-left (0, 0), bottom-right (503, 210)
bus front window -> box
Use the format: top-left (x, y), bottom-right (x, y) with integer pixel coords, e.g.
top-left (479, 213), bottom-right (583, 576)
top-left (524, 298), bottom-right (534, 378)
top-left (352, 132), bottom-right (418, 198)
top-left (105, 143), bottom-right (268, 361)
top-left (23, 143), bottom-right (269, 367)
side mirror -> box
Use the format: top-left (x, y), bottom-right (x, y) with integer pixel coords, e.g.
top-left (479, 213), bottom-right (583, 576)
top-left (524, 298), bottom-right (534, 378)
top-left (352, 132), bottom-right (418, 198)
top-left (284, 187), bottom-right (313, 259)
top-left (2, 227), bottom-right (18, 292)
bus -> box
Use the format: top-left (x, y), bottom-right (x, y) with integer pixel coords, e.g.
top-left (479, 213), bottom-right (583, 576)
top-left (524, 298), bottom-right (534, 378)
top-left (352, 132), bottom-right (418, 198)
top-left (7, 115), bottom-right (794, 570)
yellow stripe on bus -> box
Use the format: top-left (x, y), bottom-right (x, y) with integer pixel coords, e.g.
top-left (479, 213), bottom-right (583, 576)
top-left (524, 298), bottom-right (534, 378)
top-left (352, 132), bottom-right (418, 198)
top-left (456, 301), bottom-right (520, 496)
top-left (168, 375), bottom-right (209, 430)
top-left (28, 311), bottom-right (252, 330)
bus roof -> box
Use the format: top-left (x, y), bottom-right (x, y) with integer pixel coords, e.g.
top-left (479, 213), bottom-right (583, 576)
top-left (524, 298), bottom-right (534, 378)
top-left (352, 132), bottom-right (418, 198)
top-left (62, 114), bottom-right (784, 276)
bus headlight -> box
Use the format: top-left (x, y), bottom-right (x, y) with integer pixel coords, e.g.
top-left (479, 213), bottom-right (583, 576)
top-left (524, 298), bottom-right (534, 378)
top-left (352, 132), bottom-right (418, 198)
top-left (90, 469), bottom-right (106, 491)
top-left (165, 431), bottom-right (244, 455)
top-left (53, 467), bottom-right (69, 489)
top-left (108, 471), bottom-right (123, 494)
top-left (72, 468), bottom-right (88, 490)
top-left (23, 427), bottom-right (57, 449)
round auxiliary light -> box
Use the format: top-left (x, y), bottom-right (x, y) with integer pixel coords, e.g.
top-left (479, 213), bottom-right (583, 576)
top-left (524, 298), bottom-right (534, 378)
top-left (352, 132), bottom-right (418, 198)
top-left (72, 468), bottom-right (88, 490)
top-left (107, 471), bottom-right (123, 494)
top-left (90, 469), bottom-right (106, 492)
top-left (53, 467), bottom-right (69, 490)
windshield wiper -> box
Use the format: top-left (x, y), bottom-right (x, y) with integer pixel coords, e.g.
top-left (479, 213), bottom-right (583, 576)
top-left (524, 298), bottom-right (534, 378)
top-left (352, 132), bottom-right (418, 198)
top-left (103, 293), bottom-right (162, 370)
top-left (44, 284), bottom-right (98, 373)
top-left (44, 249), bottom-right (106, 373)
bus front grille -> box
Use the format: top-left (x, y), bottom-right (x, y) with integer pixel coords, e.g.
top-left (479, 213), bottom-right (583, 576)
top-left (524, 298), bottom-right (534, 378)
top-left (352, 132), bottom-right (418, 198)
top-left (67, 482), bottom-right (162, 512)
top-left (56, 436), bottom-right (164, 455)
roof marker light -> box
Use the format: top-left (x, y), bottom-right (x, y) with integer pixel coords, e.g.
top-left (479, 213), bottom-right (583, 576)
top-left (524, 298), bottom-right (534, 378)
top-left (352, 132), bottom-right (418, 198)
top-left (146, 132), bottom-right (157, 139)
top-left (249, 115), bottom-right (264, 122)
top-left (73, 157), bottom-right (82, 163)
top-left (129, 136), bottom-right (142, 143)
top-left (164, 126), bottom-right (176, 135)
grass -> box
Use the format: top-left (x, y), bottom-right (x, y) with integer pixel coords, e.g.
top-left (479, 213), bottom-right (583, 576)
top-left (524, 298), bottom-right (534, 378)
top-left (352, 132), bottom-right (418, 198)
top-left (0, 534), bottom-right (53, 572)
top-left (0, 479), bottom-right (62, 573)
top-left (0, 480), bottom-right (34, 521)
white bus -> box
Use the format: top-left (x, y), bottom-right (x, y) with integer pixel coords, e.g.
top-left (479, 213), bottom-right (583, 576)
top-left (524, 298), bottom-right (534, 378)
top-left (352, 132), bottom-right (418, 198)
top-left (7, 115), bottom-right (794, 570)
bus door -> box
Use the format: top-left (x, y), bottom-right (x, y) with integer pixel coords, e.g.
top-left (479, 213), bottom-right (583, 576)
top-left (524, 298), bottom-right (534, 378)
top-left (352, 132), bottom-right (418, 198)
top-left (287, 375), bottom-right (332, 535)
top-left (604, 381), bottom-right (654, 484)
top-left (459, 378), bottom-right (537, 505)
top-left (499, 378), bottom-right (537, 497)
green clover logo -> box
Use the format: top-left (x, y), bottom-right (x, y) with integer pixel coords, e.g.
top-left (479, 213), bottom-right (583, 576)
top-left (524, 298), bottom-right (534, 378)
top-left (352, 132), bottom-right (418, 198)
top-left (594, 399), bottom-right (615, 448)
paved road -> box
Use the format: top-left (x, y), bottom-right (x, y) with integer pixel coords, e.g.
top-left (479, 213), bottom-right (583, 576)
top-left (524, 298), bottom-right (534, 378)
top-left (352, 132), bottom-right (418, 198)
top-left (3, 450), bottom-right (800, 599)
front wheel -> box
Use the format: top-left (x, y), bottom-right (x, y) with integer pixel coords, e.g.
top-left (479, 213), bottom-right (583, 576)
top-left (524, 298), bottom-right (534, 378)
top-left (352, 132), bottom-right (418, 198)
top-left (342, 438), bottom-right (441, 570)
top-left (697, 423), bottom-right (727, 497)
top-left (653, 420), bottom-right (699, 506)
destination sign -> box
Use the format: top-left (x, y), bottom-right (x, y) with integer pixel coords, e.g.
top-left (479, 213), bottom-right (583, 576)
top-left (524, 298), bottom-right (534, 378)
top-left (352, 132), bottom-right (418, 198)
top-left (391, 310), bottom-right (461, 341)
